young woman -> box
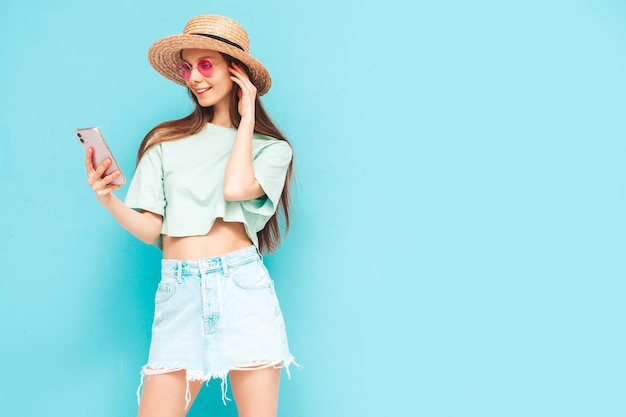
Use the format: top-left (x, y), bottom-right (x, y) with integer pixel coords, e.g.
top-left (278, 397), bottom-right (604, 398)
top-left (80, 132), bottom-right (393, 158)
top-left (84, 14), bottom-right (297, 417)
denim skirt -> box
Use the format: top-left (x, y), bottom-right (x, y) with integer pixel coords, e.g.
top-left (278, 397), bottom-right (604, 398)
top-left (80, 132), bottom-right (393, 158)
top-left (139, 245), bottom-right (296, 401)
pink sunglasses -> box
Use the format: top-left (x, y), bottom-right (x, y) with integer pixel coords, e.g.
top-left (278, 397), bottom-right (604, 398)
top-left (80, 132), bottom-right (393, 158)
top-left (175, 58), bottom-right (215, 81)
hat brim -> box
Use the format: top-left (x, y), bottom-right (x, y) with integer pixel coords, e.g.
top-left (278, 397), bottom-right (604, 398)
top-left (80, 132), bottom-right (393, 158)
top-left (148, 34), bottom-right (271, 96)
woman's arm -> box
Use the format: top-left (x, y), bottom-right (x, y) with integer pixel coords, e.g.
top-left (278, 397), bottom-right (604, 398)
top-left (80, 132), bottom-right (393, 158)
top-left (223, 62), bottom-right (265, 201)
top-left (98, 195), bottom-right (162, 244)
top-left (86, 148), bottom-right (163, 244)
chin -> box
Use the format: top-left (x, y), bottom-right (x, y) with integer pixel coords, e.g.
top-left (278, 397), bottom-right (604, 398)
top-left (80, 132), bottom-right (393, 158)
top-left (197, 97), bottom-right (217, 107)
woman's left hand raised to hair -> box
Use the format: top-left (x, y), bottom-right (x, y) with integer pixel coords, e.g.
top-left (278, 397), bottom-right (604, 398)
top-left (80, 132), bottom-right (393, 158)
top-left (229, 62), bottom-right (257, 122)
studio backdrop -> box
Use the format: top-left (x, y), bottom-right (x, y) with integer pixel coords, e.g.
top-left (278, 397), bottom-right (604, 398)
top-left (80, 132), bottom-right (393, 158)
top-left (1, 1), bottom-right (625, 416)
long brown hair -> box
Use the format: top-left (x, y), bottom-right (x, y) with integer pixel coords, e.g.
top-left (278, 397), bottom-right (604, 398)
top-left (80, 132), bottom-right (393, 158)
top-left (136, 54), bottom-right (294, 254)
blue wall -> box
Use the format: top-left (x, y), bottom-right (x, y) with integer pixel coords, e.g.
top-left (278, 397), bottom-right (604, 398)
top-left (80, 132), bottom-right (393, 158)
top-left (1, 1), bottom-right (625, 416)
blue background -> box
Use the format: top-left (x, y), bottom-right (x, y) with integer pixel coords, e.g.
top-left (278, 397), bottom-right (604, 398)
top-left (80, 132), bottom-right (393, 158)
top-left (1, 0), bottom-right (625, 416)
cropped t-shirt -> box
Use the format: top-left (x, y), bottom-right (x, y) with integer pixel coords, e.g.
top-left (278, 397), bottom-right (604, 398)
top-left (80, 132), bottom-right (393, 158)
top-left (124, 123), bottom-right (293, 250)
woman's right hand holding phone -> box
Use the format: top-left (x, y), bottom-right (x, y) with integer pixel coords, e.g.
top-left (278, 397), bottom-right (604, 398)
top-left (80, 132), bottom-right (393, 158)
top-left (85, 147), bottom-right (123, 204)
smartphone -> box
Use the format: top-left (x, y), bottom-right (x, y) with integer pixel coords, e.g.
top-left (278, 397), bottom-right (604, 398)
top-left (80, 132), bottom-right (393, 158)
top-left (75, 126), bottom-right (125, 186)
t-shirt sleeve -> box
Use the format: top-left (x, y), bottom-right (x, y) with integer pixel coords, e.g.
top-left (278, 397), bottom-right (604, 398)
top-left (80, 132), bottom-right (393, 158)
top-left (242, 140), bottom-right (292, 217)
top-left (124, 144), bottom-right (165, 216)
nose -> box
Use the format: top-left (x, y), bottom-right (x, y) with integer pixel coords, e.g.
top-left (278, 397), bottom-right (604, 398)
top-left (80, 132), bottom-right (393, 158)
top-left (188, 66), bottom-right (203, 83)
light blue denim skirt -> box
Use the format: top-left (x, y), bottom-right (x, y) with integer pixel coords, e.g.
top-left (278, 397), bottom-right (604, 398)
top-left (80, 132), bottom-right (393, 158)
top-left (139, 245), bottom-right (296, 401)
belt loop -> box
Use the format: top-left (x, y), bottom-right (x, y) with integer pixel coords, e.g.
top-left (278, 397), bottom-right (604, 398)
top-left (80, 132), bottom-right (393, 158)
top-left (176, 261), bottom-right (183, 283)
top-left (221, 256), bottom-right (229, 276)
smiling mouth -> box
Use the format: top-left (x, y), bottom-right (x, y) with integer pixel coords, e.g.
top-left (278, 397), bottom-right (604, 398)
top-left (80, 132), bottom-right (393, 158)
top-left (196, 88), bottom-right (210, 95)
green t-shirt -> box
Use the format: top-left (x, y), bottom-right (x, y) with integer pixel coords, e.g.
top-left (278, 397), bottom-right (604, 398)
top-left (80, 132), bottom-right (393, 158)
top-left (124, 123), bottom-right (292, 250)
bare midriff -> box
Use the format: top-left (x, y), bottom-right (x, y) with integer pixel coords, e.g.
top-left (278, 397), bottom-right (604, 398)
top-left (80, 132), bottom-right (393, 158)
top-left (162, 218), bottom-right (253, 260)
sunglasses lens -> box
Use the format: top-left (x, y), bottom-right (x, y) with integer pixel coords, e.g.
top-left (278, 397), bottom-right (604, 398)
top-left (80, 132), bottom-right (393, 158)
top-left (197, 59), bottom-right (214, 77)
top-left (175, 60), bottom-right (214, 80)
top-left (176, 62), bottom-right (192, 80)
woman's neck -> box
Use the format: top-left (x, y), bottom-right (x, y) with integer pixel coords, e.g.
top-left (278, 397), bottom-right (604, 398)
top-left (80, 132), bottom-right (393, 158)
top-left (210, 102), bottom-right (233, 128)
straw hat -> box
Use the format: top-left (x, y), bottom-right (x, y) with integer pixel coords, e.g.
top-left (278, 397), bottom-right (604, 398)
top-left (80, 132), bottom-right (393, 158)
top-left (148, 15), bottom-right (271, 95)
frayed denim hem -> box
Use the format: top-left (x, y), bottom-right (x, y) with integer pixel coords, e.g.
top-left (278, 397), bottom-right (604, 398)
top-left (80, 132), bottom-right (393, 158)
top-left (136, 358), bottom-right (301, 409)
